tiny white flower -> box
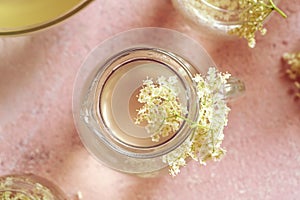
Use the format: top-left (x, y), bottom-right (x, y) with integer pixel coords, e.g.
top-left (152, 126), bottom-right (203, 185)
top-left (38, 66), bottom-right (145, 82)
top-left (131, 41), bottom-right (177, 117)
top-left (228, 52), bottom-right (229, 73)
top-left (157, 76), bottom-right (167, 85)
top-left (168, 76), bottom-right (178, 85)
top-left (193, 74), bottom-right (202, 83)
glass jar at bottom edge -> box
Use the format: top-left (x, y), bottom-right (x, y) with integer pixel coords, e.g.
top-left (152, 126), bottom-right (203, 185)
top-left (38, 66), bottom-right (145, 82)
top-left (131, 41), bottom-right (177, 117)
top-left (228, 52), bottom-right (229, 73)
top-left (0, 174), bottom-right (67, 200)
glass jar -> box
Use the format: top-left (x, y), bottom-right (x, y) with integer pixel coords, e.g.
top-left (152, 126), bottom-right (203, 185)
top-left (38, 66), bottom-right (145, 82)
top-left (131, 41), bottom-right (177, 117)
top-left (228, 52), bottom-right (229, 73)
top-left (0, 174), bottom-right (67, 200)
top-left (0, 0), bottom-right (93, 36)
top-left (171, 0), bottom-right (280, 38)
top-left (72, 28), bottom-right (245, 177)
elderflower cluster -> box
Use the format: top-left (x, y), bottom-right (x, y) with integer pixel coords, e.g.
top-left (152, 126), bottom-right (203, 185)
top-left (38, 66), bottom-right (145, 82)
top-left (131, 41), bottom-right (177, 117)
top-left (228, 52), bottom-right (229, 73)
top-left (135, 76), bottom-right (187, 142)
top-left (135, 67), bottom-right (231, 176)
top-left (283, 52), bottom-right (300, 97)
top-left (190, 68), bottom-right (231, 162)
top-left (228, 0), bottom-right (286, 48)
top-left (163, 68), bottom-right (231, 176)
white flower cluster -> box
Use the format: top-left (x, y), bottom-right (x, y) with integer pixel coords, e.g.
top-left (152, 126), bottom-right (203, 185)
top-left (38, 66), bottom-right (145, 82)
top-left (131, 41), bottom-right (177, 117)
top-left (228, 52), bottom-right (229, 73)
top-left (228, 0), bottom-right (270, 48)
top-left (135, 76), bottom-right (187, 142)
top-left (283, 52), bottom-right (300, 98)
top-left (135, 67), bottom-right (232, 176)
top-left (228, 0), bottom-right (287, 48)
top-left (163, 68), bottom-right (231, 176)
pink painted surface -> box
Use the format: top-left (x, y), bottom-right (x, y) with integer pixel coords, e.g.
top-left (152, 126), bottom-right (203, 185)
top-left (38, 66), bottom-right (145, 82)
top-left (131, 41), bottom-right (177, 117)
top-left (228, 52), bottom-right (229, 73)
top-left (0, 0), bottom-right (299, 199)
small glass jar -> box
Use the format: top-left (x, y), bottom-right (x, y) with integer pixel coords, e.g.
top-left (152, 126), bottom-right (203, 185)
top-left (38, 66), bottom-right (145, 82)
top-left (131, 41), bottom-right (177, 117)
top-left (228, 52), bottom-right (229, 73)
top-left (171, 0), bottom-right (280, 38)
top-left (0, 174), bottom-right (67, 200)
top-left (72, 28), bottom-right (245, 177)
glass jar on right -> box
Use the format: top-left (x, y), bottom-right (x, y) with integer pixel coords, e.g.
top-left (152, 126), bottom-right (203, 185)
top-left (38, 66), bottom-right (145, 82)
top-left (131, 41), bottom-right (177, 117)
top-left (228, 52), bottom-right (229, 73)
top-left (172, 0), bottom-right (280, 38)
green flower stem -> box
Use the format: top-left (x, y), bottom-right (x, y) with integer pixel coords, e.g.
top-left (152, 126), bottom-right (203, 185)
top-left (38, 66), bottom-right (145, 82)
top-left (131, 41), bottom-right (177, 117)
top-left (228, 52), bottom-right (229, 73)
top-left (269, 0), bottom-right (287, 18)
top-left (173, 114), bottom-right (207, 131)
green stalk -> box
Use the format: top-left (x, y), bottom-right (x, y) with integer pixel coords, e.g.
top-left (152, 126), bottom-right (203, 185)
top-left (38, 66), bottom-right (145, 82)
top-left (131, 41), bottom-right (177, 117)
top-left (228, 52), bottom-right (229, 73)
top-left (269, 0), bottom-right (287, 18)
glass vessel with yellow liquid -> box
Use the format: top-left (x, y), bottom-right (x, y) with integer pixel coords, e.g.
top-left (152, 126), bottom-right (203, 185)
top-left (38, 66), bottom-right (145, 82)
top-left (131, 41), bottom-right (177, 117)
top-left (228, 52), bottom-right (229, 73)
top-left (0, 0), bottom-right (93, 35)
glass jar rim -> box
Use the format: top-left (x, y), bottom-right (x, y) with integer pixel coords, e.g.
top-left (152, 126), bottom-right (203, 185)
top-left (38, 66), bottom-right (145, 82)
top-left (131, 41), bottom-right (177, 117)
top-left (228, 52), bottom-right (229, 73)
top-left (194, 0), bottom-right (247, 26)
top-left (72, 28), bottom-right (215, 173)
top-left (201, 0), bottom-right (246, 14)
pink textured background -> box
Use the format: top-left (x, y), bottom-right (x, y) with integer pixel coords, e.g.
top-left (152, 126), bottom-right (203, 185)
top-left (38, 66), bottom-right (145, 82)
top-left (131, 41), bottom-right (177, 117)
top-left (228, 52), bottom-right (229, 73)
top-left (0, 0), bottom-right (299, 199)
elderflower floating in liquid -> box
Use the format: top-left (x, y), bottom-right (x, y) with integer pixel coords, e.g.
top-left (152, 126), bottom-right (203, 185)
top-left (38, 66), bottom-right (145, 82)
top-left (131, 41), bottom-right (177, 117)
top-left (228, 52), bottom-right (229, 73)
top-left (135, 67), bottom-right (232, 176)
top-left (135, 76), bottom-right (188, 142)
